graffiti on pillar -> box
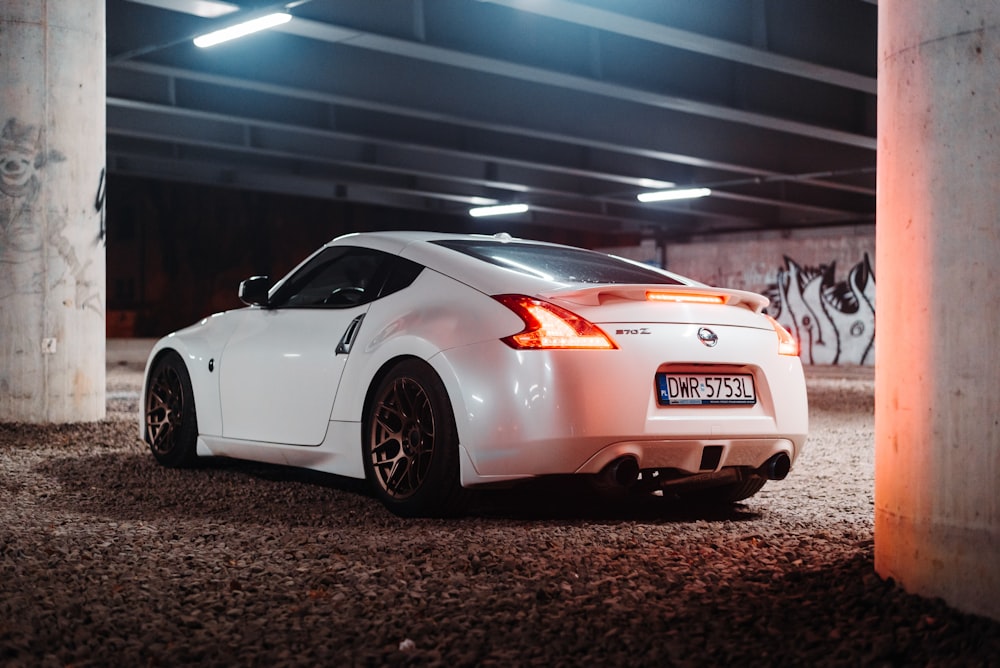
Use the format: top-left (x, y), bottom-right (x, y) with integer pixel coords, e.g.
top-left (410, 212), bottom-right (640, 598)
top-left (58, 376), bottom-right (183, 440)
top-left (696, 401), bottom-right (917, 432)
top-left (764, 255), bottom-right (876, 365)
top-left (95, 167), bottom-right (106, 245)
top-left (0, 117), bottom-right (102, 315)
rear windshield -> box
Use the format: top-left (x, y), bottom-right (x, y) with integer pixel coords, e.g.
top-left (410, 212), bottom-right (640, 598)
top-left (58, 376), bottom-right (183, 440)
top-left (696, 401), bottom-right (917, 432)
top-left (432, 240), bottom-right (682, 285)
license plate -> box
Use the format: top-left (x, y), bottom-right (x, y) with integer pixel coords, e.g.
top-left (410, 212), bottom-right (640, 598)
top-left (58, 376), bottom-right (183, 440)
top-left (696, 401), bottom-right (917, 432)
top-left (656, 373), bottom-right (756, 406)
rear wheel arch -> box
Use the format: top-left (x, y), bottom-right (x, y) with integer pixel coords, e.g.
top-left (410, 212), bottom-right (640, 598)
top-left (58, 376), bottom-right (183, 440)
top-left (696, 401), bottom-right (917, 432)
top-left (361, 353), bottom-right (470, 437)
top-left (362, 355), bottom-right (426, 423)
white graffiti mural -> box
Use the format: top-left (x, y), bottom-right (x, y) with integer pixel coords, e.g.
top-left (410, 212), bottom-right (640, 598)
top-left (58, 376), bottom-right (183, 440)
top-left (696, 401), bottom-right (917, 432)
top-left (765, 255), bottom-right (876, 366)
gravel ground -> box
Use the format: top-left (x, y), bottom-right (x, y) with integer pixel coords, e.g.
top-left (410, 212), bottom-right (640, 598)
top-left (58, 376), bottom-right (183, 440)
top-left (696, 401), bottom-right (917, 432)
top-left (2, 356), bottom-right (1000, 667)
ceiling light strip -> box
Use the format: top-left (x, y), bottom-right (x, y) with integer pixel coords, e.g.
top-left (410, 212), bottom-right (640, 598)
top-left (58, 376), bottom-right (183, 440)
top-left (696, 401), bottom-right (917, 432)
top-left (193, 12), bottom-right (292, 48)
top-left (636, 187), bottom-right (712, 203)
top-left (469, 203), bottom-right (530, 217)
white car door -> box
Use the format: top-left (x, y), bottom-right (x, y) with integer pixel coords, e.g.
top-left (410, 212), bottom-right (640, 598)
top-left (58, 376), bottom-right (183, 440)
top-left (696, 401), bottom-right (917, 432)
top-left (218, 246), bottom-right (387, 446)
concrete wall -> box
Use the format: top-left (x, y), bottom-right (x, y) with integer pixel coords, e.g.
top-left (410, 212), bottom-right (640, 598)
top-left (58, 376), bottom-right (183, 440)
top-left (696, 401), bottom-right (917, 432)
top-left (601, 225), bottom-right (876, 366)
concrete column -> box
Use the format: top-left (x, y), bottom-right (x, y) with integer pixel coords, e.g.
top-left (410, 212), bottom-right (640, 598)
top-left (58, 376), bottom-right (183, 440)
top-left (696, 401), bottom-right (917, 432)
top-left (0, 1), bottom-right (106, 422)
top-left (876, 1), bottom-right (1000, 621)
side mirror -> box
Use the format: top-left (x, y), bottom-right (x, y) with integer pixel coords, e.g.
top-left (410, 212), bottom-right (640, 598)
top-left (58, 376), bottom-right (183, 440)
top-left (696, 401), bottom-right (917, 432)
top-left (238, 276), bottom-right (271, 306)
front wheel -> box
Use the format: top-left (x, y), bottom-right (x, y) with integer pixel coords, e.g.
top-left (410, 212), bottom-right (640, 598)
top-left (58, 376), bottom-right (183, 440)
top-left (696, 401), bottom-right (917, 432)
top-left (144, 351), bottom-right (199, 467)
top-left (363, 359), bottom-right (465, 517)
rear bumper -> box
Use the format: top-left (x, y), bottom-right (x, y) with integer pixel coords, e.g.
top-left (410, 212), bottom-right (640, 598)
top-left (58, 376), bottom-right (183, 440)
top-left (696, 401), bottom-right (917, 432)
top-left (457, 434), bottom-right (801, 487)
top-left (431, 327), bottom-right (808, 487)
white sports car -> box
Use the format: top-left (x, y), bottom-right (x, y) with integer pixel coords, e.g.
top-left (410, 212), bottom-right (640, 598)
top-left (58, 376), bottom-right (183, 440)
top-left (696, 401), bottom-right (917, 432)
top-left (141, 231), bottom-right (808, 516)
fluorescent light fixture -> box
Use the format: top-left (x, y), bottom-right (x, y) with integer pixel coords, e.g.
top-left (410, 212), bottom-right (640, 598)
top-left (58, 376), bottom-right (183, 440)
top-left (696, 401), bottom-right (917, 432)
top-left (637, 187), bottom-right (712, 203)
top-left (193, 12), bottom-right (292, 48)
top-left (469, 203), bottom-right (529, 217)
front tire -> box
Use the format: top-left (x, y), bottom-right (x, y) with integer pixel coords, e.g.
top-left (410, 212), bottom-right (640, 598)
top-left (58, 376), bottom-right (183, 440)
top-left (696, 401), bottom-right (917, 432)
top-left (144, 351), bottom-right (199, 467)
top-left (363, 359), bottom-right (465, 517)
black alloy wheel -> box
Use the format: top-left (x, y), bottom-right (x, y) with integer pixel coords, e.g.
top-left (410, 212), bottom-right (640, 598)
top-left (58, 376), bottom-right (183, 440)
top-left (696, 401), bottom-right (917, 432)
top-left (144, 351), bottom-right (199, 467)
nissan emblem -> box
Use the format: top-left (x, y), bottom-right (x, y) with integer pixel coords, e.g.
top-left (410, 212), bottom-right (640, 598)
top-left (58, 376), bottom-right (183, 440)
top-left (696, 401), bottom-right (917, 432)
top-left (697, 327), bottom-right (719, 347)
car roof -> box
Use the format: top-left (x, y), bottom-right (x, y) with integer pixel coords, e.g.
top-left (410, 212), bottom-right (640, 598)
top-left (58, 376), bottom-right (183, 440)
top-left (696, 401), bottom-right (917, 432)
top-left (321, 230), bottom-right (699, 297)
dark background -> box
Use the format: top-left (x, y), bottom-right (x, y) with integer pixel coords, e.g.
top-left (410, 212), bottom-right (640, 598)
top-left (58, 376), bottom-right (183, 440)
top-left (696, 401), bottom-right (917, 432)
top-left (105, 175), bottom-right (632, 337)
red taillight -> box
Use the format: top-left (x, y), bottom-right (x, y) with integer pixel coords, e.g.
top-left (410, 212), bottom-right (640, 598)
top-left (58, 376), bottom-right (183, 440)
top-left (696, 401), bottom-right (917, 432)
top-left (765, 315), bottom-right (799, 356)
top-left (493, 294), bottom-right (618, 350)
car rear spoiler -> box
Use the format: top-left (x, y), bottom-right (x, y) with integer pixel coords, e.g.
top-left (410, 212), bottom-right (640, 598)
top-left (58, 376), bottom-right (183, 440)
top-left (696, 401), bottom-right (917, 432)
top-left (541, 284), bottom-right (770, 314)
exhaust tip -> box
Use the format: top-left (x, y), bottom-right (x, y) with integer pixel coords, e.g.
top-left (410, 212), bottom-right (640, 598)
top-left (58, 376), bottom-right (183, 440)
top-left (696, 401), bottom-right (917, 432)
top-left (600, 456), bottom-right (640, 487)
top-left (763, 453), bottom-right (791, 480)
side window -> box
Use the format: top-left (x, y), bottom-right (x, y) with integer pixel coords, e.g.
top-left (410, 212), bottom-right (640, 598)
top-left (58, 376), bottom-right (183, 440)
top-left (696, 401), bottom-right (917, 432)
top-left (272, 247), bottom-right (389, 308)
top-left (380, 256), bottom-right (424, 298)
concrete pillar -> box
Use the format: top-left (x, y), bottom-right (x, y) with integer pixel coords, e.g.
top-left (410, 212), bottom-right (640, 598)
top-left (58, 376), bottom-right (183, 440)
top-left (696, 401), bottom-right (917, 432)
top-left (0, 1), bottom-right (106, 422)
top-left (875, 1), bottom-right (1000, 621)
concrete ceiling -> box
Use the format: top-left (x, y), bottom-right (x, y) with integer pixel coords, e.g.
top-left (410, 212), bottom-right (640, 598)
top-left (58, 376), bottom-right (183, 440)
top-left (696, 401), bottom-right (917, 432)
top-left (106, 0), bottom-right (877, 241)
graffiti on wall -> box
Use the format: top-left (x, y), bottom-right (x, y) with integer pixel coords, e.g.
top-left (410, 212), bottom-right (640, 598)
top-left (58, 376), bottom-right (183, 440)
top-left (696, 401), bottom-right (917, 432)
top-left (0, 117), bottom-right (102, 315)
top-left (765, 255), bottom-right (876, 365)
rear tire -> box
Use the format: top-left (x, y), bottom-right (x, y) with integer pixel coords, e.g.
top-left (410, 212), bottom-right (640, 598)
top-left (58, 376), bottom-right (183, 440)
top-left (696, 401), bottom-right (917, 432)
top-left (144, 351), bottom-right (199, 468)
top-left (363, 359), bottom-right (465, 517)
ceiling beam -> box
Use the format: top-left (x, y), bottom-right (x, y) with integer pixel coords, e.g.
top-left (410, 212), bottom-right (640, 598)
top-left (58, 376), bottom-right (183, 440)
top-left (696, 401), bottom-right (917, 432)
top-left (107, 102), bottom-right (811, 225)
top-left (119, 0), bottom-right (875, 149)
top-left (110, 60), bottom-right (874, 194)
top-left (275, 17), bottom-right (876, 149)
top-left (481, 0), bottom-right (877, 94)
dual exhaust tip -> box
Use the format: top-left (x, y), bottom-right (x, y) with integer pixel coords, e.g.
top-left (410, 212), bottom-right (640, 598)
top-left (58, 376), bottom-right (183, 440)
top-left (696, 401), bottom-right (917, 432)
top-left (600, 451), bottom-right (792, 488)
